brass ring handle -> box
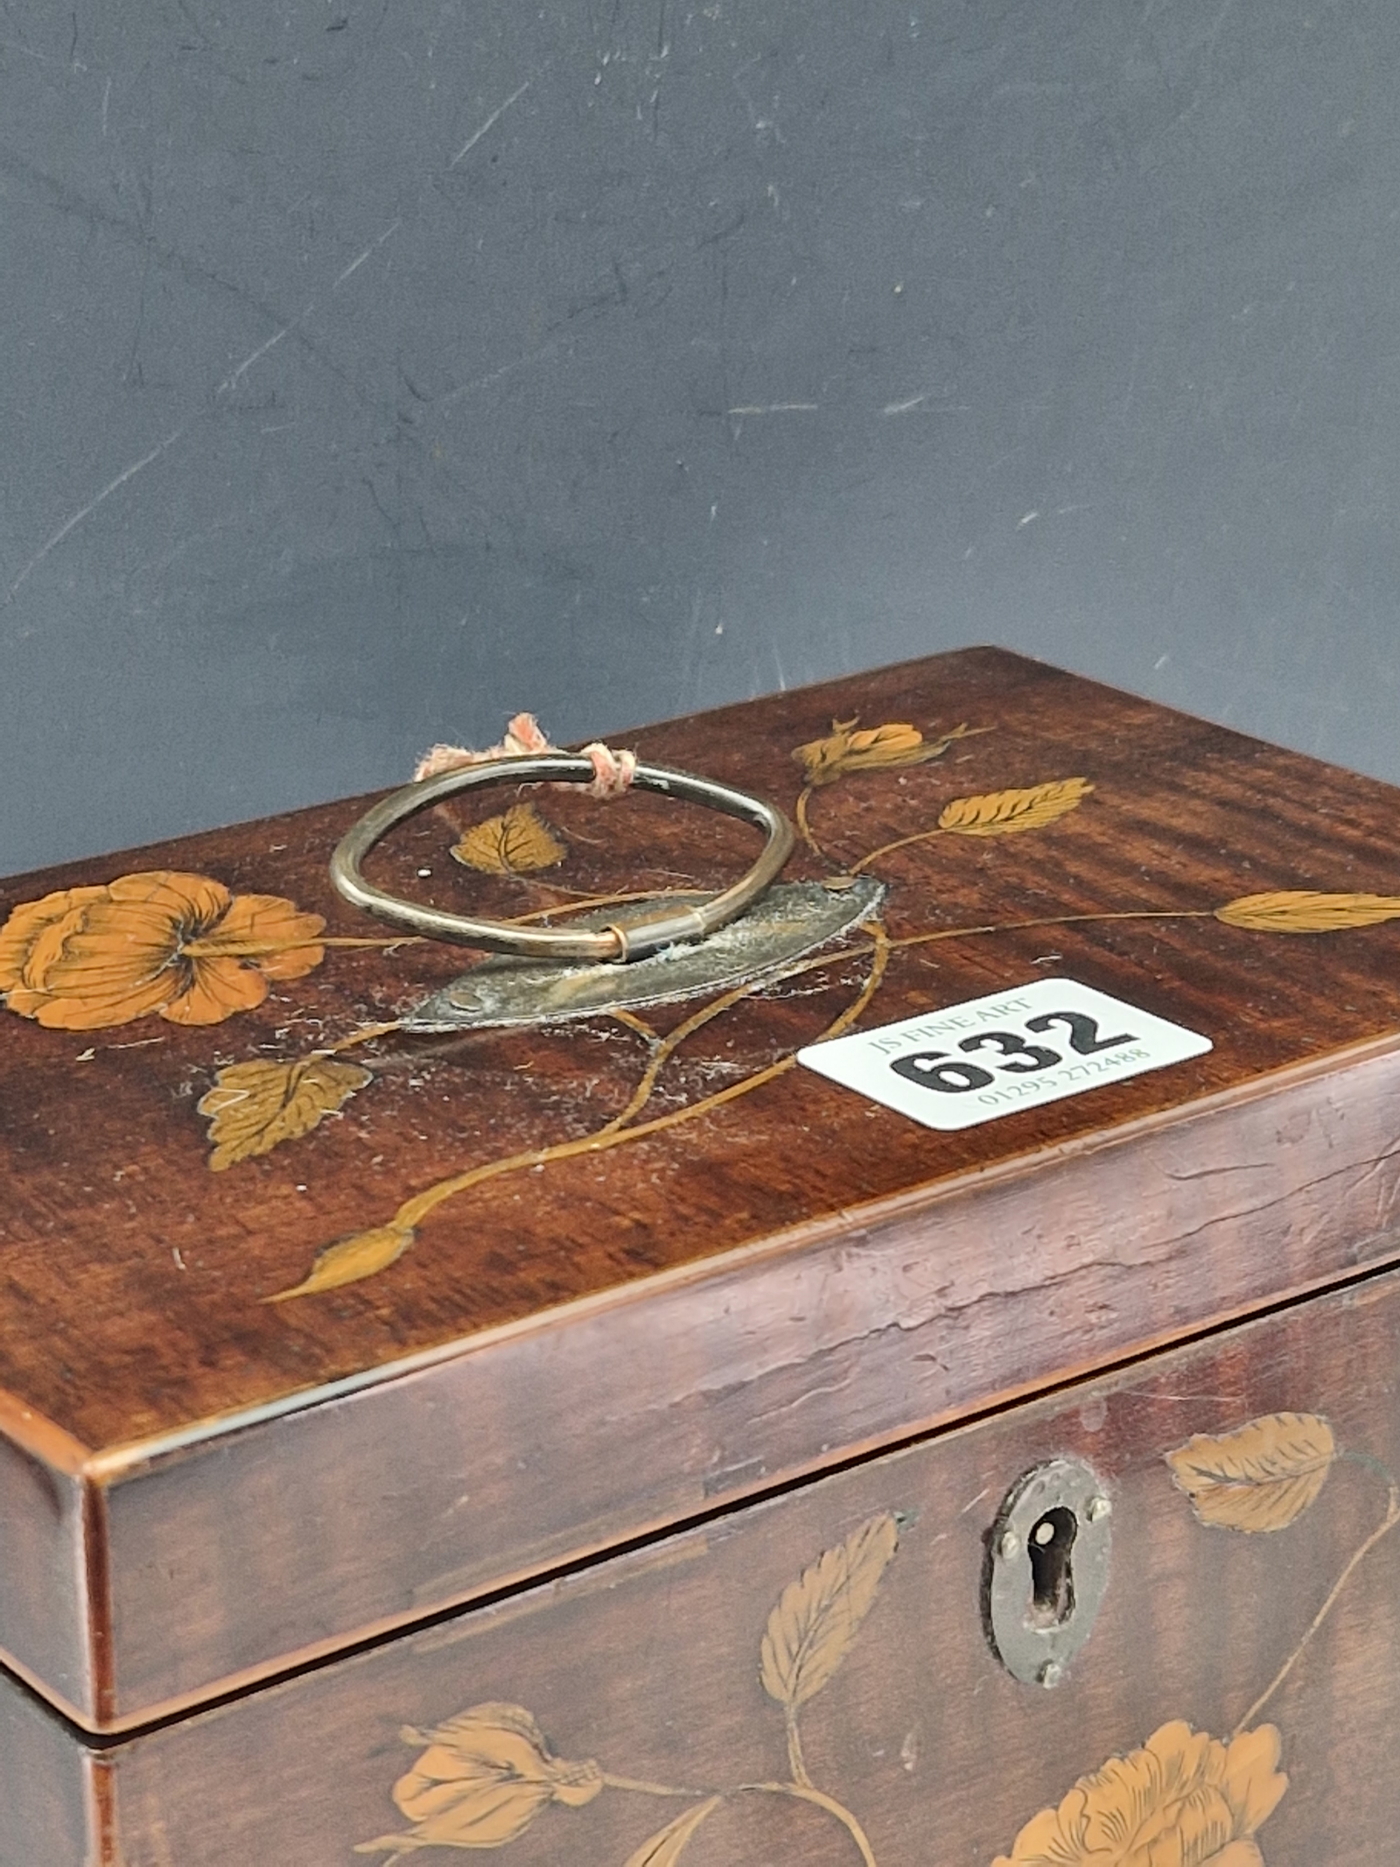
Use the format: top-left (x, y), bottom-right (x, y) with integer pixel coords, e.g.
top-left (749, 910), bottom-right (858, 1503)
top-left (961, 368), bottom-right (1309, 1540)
top-left (329, 754), bottom-right (795, 963)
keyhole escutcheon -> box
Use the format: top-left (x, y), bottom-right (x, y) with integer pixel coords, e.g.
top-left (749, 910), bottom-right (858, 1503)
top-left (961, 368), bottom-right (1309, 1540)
top-left (983, 1457), bottom-right (1112, 1688)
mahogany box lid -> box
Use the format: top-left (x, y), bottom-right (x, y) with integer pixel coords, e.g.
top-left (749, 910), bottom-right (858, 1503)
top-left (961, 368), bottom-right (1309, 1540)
top-left (4, 646), bottom-right (1400, 1736)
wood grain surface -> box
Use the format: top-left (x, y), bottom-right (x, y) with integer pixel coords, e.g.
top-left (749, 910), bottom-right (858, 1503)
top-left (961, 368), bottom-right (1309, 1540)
top-left (6, 646), bottom-right (1400, 1727)
top-left (6, 645), bottom-right (1400, 1448)
top-left (12, 1257), bottom-right (1400, 1867)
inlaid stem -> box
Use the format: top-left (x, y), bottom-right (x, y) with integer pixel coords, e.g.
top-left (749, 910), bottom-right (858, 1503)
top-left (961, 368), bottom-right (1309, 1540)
top-left (322, 1021), bottom-right (404, 1054)
top-left (850, 824), bottom-right (947, 873)
top-left (784, 1706), bottom-right (812, 1788)
top-left (600, 1773), bottom-right (710, 1799)
top-left (506, 887), bottom-right (708, 924)
top-left (795, 785), bottom-right (824, 857)
top-left (182, 936), bottom-right (422, 957)
top-left (745, 1782), bottom-right (880, 1867)
top-left (391, 927), bottom-right (889, 1234)
top-left (1233, 1463), bottom-right (1400, 1737)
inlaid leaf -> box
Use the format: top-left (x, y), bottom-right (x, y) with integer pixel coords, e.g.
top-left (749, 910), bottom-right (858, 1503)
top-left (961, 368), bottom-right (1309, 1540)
top-left (760, 1512), bottom-right (899, 1712)
top-left (198, 1057), bottom-right (373, 1171)
top-left (264, 1224), bottom-right (415, 1303)
top-left (1166, 1412), bottom-right (1336, 1532)
top-left (452, 803), bottom-right (566, 875)
top-left (624, 1798), bottom-right (723, 1867)
top-left (1214, 891), bottom-right (1400, 934)
top-left (937, 776), bottom-right (1094, 837)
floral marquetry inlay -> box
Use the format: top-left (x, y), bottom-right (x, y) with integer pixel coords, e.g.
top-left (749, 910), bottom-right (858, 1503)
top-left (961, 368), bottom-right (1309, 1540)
top-left (350, 1411), bottom-right (1398, 1865)
top-left (0, 870), bottom-right (325, 1030)
top-left (991, 1722), bottom-right (1287, 1867)
top-left (4, 706), bottom-right (1400, 1305)
top-left (356, 1704), bottom-right (604, 1856)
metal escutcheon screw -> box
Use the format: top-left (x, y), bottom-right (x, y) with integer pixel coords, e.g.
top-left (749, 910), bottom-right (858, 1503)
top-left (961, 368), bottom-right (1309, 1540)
top-left (998, 1530), bottom-right (1020, 1559)
top-left (1086, 1495), bottom-right (1112, 1523)
top-left (1038, 1660), bottom-right (1064, 1689)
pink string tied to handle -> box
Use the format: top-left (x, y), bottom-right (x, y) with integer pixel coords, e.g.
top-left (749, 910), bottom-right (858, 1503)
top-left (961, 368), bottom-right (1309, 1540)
top-left (414, 712), bottom-right (637, 799)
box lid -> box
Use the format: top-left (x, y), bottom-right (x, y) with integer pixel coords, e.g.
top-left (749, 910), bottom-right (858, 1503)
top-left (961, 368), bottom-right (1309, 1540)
top-left (4, 646), bottom-right (1400, 1733)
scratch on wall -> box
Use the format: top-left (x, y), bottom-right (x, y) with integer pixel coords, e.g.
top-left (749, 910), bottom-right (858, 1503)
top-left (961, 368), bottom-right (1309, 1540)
top-left (3, 59), bottom-right (535, 609)
top-left (2, 426), bottom-right (188, 607)
top-left (727, 402), bottom-right (819, 416)
top-left (334, 217), bottom-right (402, 289)
top-left (450, 77), bottom-right (532, 168)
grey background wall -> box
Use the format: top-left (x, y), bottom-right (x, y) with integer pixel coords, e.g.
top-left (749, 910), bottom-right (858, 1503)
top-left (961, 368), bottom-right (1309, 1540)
top-left (1, 0), bottom-right (1396, 876)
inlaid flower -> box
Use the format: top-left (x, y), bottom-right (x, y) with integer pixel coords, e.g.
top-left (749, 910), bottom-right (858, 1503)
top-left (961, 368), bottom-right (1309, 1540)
top-left (0, 870), bottom-right (325, 1030)
top-left (793, 717), bottom-right (931, 786)
top-left (792, 715), bottom-right (987, 788)
top-left (357, 1703), bottom-right (604, 1854)
top-left (991, 1721), bottom-right (1287, 1867)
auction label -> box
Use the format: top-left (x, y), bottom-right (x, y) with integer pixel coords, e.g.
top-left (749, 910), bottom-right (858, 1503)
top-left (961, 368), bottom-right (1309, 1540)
top-left (798, 977), bottom-right (1212, 1132)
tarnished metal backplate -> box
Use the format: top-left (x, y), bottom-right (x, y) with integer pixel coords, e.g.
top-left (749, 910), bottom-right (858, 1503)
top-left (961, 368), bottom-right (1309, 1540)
top-left (983, 1458), bottom-right (1113, 1689)
top-left (404, 877), bottom-right (885, 1032)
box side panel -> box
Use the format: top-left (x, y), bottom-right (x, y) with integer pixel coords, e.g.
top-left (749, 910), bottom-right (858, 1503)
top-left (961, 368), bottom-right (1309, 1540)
top-left (0, 1668), bottom-right (97, 1867)
top-left (0, 1431), bottom-right (92, 1721)
top-left (102, 1042), bottom-right (1400, 1721)
top-left (100, 1262), bottom-right (1400, 1865)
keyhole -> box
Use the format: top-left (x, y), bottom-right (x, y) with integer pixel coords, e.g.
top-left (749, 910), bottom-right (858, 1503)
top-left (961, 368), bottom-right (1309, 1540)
top-left (1028, 1507), bottom-right (1077, 1626)
top-left (985, 1459), bottom-right (1110, 1686)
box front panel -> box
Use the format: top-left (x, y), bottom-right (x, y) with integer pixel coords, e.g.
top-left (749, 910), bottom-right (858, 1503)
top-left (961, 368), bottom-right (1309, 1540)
top-left (77, 1262), bottom-right (1400, 1867)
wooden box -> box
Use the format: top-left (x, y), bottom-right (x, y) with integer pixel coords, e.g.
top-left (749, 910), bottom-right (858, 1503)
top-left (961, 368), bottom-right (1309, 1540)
top-left (4, 647), bottom-right (1400, 1865)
